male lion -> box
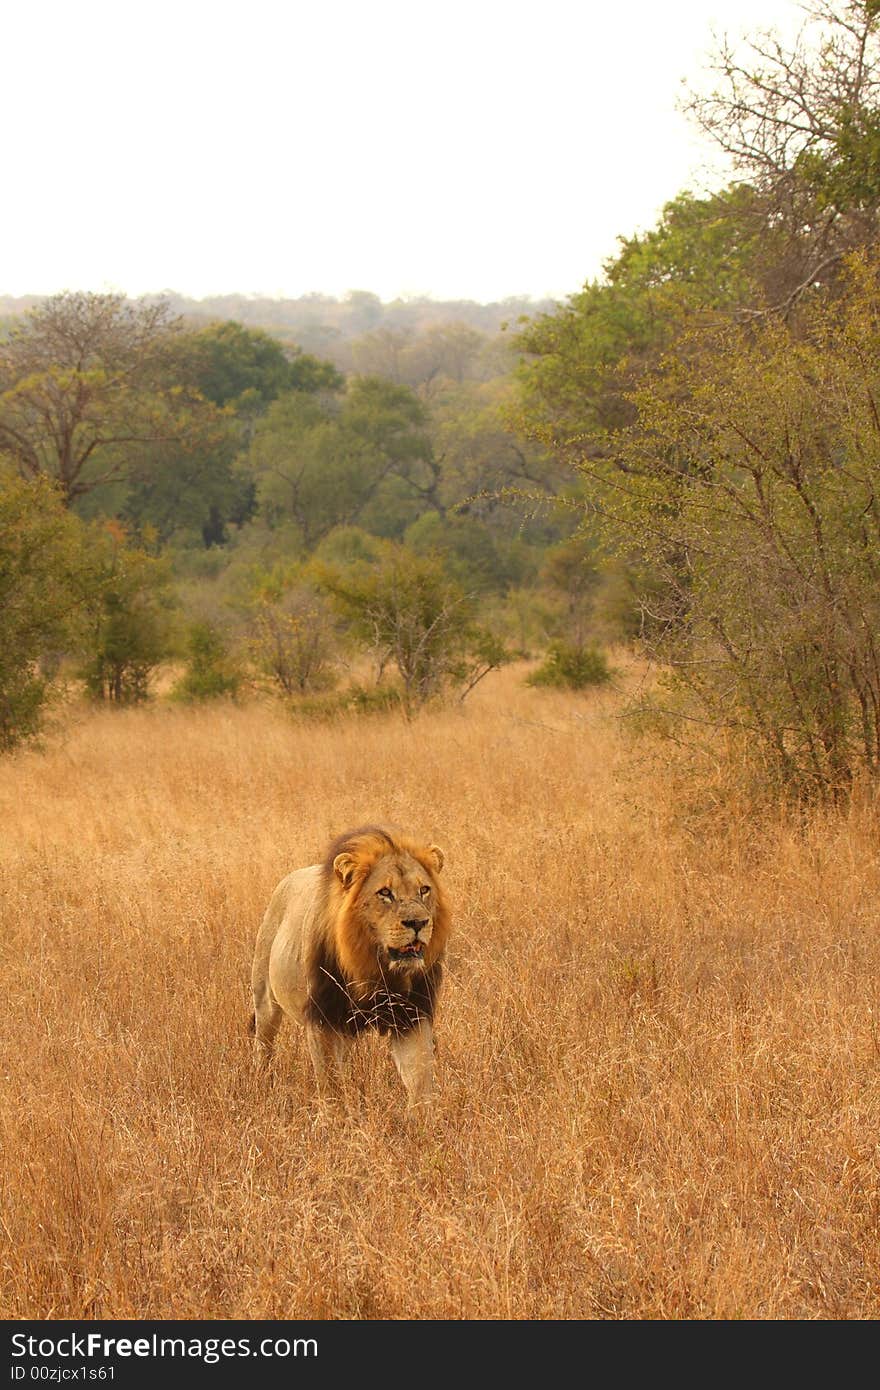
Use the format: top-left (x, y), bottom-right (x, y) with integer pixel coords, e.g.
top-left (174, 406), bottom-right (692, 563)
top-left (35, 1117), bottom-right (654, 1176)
top-left (250, 824), bottom-right (450, 1108)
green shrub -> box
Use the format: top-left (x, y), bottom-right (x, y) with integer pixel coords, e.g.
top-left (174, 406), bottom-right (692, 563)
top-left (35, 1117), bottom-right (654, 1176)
top-left (527, 641), bottom-right (612, 690)
top-left (172, 623), bottom-right (240, 702)
top-left (289, 682), bottom-right (404, 721)
top-left (79, 537), bottom-right (173, 704)
top-left (0, 472), bottom-right (92, 749)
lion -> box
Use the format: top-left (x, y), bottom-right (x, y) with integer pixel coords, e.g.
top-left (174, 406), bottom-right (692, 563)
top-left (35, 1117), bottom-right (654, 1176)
top-left (250, 824), bottom-right (450, 1108)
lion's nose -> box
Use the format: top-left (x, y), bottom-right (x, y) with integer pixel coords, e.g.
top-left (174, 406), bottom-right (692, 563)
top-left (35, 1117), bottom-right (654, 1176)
top-left (403, 917), bottom-right (429, 934)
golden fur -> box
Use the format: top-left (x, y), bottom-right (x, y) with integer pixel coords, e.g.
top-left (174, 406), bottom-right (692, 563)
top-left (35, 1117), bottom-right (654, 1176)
top-left (250, 824), bottom-right (450, 1106)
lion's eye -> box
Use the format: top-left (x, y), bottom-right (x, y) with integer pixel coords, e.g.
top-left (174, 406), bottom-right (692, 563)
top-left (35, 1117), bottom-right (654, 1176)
top-left (419, 884), bottom-right (431, 897)
top-left (377, 887), bottom-right (394, 901)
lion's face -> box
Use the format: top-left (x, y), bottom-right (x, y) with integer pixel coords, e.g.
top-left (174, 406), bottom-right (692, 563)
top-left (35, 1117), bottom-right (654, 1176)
top-left (333, 839), bottom-right (447, 979)
top-left (357, 853), bottom-right (439, 972)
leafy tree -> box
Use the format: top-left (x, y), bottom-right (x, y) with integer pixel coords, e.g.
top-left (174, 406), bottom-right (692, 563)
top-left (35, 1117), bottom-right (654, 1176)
top-left (349, 321), bottom-right (486, 396)
top-left (120, 424), bottom-right (248, 547)
top-left (282, 351), bottom-right (345, 397)
top-left (116, 323), bottom-right (343, 547)
top-left (405, 322), bottom-right (486, 393)
top-left (312, 526), bottom-right (383, 567)
top-left (164, 320), bottom-right (342, 412)
top-left (511, 188), bottom-right (783, 626)
top-left (349, 327), bottom-right (414, 384)
top-left (247, 392), bottom-right (345, 546)
top-left (342, 290), bottom-right (384, 334)
top-left (431, 378), bottom-right (564, 531)
top-left (514, 186), bottom-right (769, 446)
top-left (685, 1), bottom-right (880, 310)
top-left (79, 524), bottom-right (173, 703)
top-left (0, 470), bottom-right (91, 748)
top-left (314, 541), bottom-right (505, 711)
top-left (0, 292), bottom-right (227, 507)
top-left (404, 510), bottom-right (533, 593)
top-left (248, 377), bottom-right (435, 546)
top-left (245, 565), bottom-right (338, 696)
top-left (540, 536), bottom-right (603, 649)
top-left (594, 252), bottom-right (880, 794)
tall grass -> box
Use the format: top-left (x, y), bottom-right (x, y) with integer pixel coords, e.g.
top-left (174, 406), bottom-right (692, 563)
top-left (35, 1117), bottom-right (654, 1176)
top-left (1, 664), bottom-right (878, 1318)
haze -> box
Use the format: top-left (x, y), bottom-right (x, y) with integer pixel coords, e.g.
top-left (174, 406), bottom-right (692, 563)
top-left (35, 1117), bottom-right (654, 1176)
top-left (4, 0), bottom-right (804, 303)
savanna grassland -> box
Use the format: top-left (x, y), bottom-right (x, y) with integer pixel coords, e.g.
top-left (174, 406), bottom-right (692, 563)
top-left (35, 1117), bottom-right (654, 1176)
top-left (1, 665), bottom-right (879, 1320)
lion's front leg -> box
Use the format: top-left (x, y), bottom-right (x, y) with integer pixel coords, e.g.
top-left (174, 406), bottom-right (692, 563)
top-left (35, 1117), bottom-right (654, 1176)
top-left (390, 1020), bottom-right (435, 1109)
top-left (305, 1022), bottom-right (353, 1098)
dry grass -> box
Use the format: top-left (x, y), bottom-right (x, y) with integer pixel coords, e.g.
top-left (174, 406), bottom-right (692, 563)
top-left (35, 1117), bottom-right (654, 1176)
top-left (1, 664), bottom-right (879, 1320)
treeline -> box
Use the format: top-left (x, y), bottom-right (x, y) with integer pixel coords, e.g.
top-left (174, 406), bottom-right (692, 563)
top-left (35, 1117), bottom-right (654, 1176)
top-left (0, 288), bottom-right (591, 745)
top-left (0, 289), bottom-right (554, 372)
top-left (5, 0), bottom-right (880, 798)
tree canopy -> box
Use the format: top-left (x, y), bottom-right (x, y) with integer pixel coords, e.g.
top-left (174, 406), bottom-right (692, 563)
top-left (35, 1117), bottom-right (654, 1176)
top-left (247, 376), bottom-right (435, 547)
top-left (164, 319), bottom-right (343, 411)
top-left (0, 470), bottom-right (92, 747)
top-left (0, 292), bottom-right (230, 507)
top-left (685, 0), bottom-right (880, 308)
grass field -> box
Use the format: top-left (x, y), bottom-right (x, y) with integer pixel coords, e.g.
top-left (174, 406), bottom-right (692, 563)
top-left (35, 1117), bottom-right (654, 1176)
top-left (1, 665), bottom-right (878, 1319)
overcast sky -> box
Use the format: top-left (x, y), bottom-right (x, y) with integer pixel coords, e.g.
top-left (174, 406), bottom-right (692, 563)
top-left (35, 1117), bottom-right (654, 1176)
top-left (3, 0), bottom-right (807, 304)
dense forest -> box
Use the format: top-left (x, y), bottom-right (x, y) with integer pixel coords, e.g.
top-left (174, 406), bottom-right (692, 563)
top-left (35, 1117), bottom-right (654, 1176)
top-left (4, 0), bottom-right (880, 794)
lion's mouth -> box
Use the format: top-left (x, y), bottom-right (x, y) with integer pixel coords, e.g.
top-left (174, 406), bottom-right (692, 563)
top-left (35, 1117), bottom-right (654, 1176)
top-left (388, 943), bottom-right (425, 962)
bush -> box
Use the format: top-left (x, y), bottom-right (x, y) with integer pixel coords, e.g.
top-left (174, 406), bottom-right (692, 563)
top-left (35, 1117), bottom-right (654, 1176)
top-left (527, 641), bottom-right (612, 690)
top-left (0, 472), bottom-right (92, 750)
top-left (288, 681), bottom-right (404, 721)
top-left (171, 623), bottom-right (240, 702)
top-left (79, 527), bottom-right (173, 703)
top-left (247, 580), bottom-right (337, 697)
top-left (314, 540), bottom-right (507, 712)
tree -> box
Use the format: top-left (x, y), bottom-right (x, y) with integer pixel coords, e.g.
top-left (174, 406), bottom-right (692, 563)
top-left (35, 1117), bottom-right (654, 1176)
top-left (514, 186), bottom-right (769, 446)
top-left (0, 292), bottom-right (228, 507)
top-left (0, 470), bottom-right (91, 748)
top-left (164, 320), bottom-right (342, 412)
top-left (349, 327), bottom-right (414, 383)
top-left (120, 424), bottom-right (248, 547)
top-left (314, 541), bottom-right (505, 712)
top-left (342, 290), bottom-right (384, 334)
top-left (404, 510), bottom-right (534, 594)
top-left (349, 321), bottom-right (487, 396)
top-left (247, 377), bottom-right (435, 547)
top-left (430, 378), bottom-right (564, 534)
top-left (120, 324), bottom-right (342, 546)
top-left (593, 252), bottom-right (880, 794)
top-left (685, 1), bottom-right (880, 310)
top-left (526, 641), bottom-right (611, 691)
top-left (245, 565), bottom-right (338, 696)
top-left (540, 536), bottom-right (602, 650)
top-left (405, 322), bottom-right (486, 393)
top-left (79, 523), bottom-right (173, 703)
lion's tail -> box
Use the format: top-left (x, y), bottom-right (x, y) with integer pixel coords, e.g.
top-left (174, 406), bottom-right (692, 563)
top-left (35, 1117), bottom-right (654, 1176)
top-left (246, 1011), bottom-right (255, 1036)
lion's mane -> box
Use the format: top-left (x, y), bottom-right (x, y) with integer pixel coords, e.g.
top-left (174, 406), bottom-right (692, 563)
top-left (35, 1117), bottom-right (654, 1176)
top-left (304, 824), bottom-right (451, 1035)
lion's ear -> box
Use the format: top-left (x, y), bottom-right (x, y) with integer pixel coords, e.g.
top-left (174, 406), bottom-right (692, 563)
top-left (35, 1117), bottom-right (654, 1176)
top-left (333, 852), bottom-right (359, 888)
top-left (427, 844), bottom-right (445, 874)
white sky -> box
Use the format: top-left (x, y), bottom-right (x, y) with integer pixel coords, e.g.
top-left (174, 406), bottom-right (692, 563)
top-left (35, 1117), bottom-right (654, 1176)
top-left (2, 0), bottom-right (807, 304)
